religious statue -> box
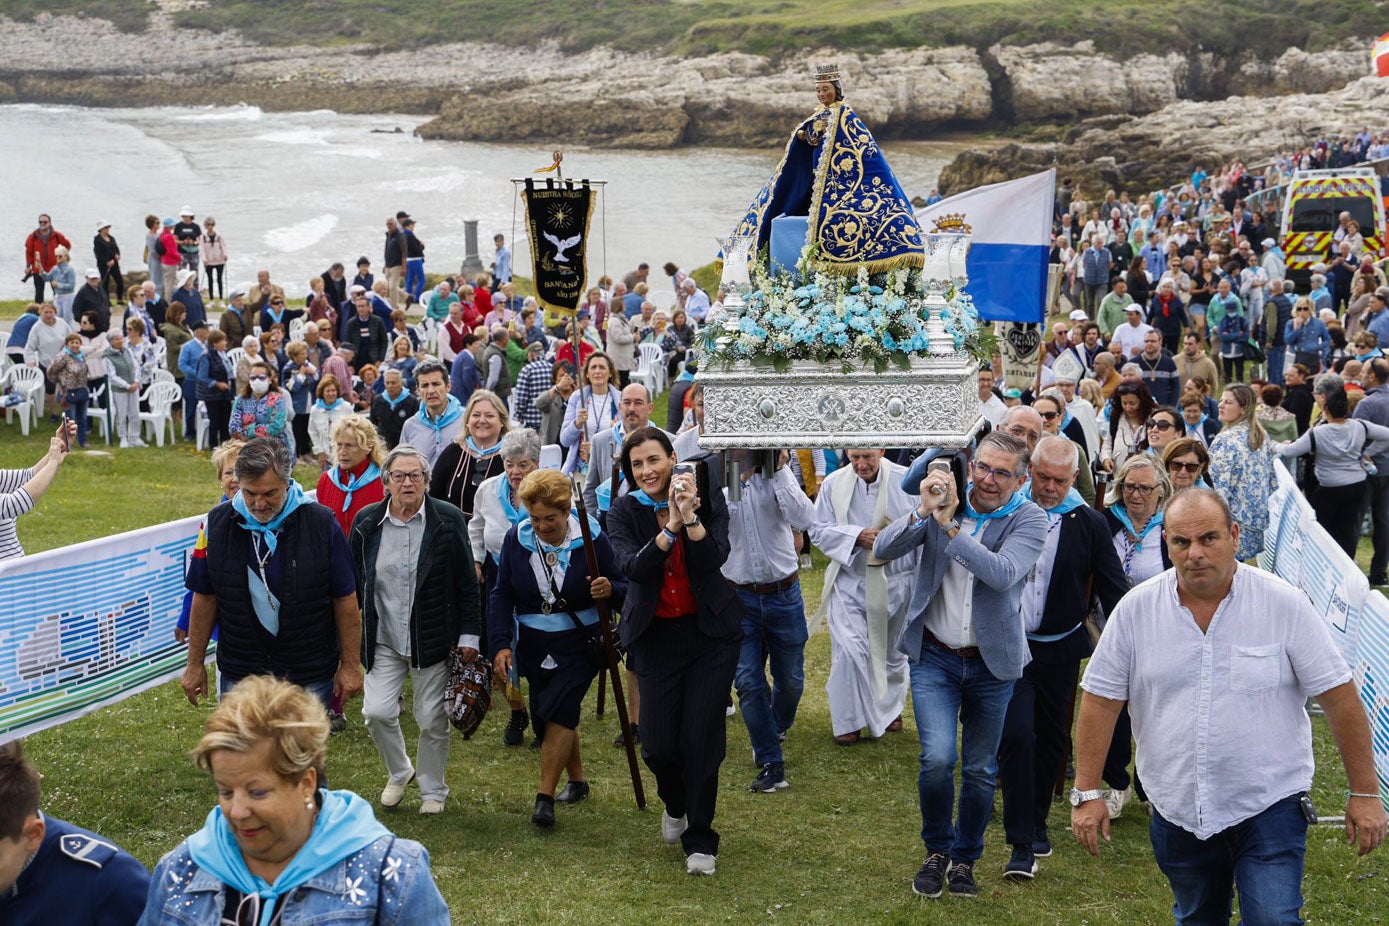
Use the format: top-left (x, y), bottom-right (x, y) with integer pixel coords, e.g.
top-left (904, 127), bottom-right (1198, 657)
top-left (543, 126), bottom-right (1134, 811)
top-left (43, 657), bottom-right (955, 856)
top-left (732, 63), bottom-right (925, 273)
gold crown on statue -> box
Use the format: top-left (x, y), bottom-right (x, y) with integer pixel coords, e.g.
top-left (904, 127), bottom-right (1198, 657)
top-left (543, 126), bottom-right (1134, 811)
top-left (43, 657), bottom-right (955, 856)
top-left (814, 63), bottom-right (841, 83)
top-left (930, 212), bottom-right (973, 235)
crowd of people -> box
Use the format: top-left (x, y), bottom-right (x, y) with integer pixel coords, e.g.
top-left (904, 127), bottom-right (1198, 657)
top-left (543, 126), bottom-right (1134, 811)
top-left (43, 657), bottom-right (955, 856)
top-left (2, 185), bottom-right (1388, 925)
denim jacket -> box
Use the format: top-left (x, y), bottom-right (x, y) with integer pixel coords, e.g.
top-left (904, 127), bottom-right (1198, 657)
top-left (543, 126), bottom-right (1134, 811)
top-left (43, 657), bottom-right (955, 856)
top-left (138, 834), bottom-right (449, 925)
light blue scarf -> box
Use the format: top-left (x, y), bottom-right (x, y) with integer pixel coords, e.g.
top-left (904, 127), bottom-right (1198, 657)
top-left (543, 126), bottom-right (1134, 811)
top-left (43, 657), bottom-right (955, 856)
top-left (629, 489), bottom-right (669, 510)
top-left (314, 397), bottom-right (346, 412)
top-left (415, 394), bottom-right (463, 433)
top-left (264, 306), bottom-right (285, 326)
top-left (231, 482), bottom-right (307, 635)
top-left (1111, 505), bottom-right (1164, 551)
top-left (383, 388), bottom-right (409, 409)
top-left (498, 477), bottom-right (526, 525)
top-left (1186, 414), bottom-right (1208, 438)
top-left (962, 483), bottom-right (1027, 537)
top-left (517, 515), bottom-right (600, 573)
top-left (186, 789), bottom-right (389, 926)
top-left (326, 462), bottom-right (380, 512)
top-left (466, 435), bottom-right (501, 457)
top-left (1022, 483), bottom-right (1085, 521)
top-left (675, 369), bottom-right (696, 383)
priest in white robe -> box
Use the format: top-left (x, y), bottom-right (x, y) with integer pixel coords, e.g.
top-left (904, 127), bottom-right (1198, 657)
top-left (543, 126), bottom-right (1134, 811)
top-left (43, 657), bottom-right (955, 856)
top-left (809, 449), bottom-right (920, 743)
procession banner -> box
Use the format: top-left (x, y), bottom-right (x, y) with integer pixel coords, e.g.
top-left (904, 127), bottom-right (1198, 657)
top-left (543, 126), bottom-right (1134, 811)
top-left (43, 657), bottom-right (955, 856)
top-left (521, 178), bottom-right (595, 316)
top-left (995, 321), bottom-right (1044, 392)
top-left (0, 513), bottom-right (209, 744)
top-left (916, 168), bottom-right (1055, 323)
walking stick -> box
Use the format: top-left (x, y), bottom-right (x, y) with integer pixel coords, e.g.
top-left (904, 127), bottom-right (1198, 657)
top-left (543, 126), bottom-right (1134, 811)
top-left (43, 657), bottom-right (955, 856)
top-left (573, 486), bottom-right (646, 809)
top-left (596, 655), bottom-right (607, 716)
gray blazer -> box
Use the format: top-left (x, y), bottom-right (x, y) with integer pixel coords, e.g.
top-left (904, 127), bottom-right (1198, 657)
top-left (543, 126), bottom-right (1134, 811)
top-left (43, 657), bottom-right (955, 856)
top-left (582, 425), bottom-right (673, 515)
top-left (873, 499), bottom-right (1048, 681)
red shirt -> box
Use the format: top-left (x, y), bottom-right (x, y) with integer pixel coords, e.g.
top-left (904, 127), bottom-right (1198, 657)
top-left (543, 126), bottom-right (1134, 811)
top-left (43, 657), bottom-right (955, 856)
top-left (315, 458), bottom-right (385, 537)
top-left (654, 535), bottom-right (699, 619)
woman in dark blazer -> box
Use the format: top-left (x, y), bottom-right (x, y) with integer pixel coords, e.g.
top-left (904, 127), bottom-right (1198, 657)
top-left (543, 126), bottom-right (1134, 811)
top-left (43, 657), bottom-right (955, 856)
top-left (606, 426), bottom-right (745, 877)
top-left (490, 469), bottom-right (625, 828)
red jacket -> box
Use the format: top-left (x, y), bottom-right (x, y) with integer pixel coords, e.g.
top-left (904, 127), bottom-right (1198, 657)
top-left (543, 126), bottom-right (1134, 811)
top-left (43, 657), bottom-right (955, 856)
top-left (158, 229), bottom-right (181, 266)
top-left (315, 459), bottom-right (385, 537)
top-left (25, 229), bottom-right (71, 273)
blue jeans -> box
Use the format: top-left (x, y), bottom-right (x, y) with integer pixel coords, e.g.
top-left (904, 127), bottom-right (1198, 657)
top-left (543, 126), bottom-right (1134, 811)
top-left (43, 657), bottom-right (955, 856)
top-left (910, 644), bottom-right (1015, 863)
top-left (220, 673), bottom-right (334, 712)
top-left (405, 258), bottom-right (425, 303)
top-left (1267, 343), bottom-right (1286, 387)
top-left (1150, 794), bottom-right (1309, 926)
top-left (64, 391), bottom-right (90, 447)
top-left (733, 583), bottom-right (807, 766)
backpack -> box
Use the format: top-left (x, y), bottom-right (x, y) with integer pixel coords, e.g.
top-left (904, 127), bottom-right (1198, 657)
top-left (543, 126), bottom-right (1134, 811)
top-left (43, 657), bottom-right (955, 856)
top-left (154, 237), bottom-right (166, 257)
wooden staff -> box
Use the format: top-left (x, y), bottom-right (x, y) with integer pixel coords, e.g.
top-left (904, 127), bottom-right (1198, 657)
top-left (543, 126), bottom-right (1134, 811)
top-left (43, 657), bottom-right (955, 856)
top-left (572, 484), bottom-right (646, 809)
top-left (569, 305), bottom-right (606, 718)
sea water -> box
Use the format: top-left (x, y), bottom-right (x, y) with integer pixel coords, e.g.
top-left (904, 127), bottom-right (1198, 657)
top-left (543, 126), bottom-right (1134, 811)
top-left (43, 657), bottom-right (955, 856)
top-left (1, 103), bottom-right (967, 301)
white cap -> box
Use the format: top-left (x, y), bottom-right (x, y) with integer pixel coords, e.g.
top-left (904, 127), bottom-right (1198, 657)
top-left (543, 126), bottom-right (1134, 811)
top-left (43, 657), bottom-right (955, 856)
top-left (1068, 309), bottom-right (1088, 321)
top-left (84, 268), bottom-right (101, 279)
top-left (349, 284), bottom-right (366, 295)
top-left (96, 220), bottom-right (111, 231)
top-left (179, 205), bottom-right (194, 216)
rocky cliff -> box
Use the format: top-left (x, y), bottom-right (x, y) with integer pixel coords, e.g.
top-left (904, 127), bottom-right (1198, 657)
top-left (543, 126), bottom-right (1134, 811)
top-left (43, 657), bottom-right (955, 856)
top-left (0, 12), bottom-right (1373, 155)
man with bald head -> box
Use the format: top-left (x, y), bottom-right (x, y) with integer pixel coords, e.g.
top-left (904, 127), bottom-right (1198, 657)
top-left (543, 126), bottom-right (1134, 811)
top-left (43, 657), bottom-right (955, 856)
top-left (1073, 489), bottom-right (1385, 918)
top-left (996, 436), bottom-right (1127, 880)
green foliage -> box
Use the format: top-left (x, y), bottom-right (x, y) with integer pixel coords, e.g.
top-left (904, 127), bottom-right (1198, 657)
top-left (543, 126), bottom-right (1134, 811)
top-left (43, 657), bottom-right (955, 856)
top-left (0, 0), bottom-right (1378, 59)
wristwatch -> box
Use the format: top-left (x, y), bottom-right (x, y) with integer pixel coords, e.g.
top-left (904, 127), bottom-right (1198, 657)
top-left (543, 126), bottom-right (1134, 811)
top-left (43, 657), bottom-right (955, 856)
top-left (943, 518), bottom-right (961, 535)
top-left (684, 514), bottom-right (701, 528)
top-left (1069, 787), bottom-right (1104, 807)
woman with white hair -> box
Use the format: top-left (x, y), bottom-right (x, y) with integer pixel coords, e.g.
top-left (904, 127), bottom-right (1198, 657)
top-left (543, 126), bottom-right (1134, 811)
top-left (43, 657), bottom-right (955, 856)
top-left (235, 334), bottom-right (261, 395)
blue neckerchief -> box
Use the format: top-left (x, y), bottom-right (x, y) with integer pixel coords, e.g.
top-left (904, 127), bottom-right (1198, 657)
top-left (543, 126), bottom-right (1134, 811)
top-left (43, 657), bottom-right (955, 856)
top-left (1060, 408), bottom-right (1074, 432)
top-left (314, 397), bottom-right (345, 412)
top-left (383, 389), bottom-right (409, 409)
top-left (416, 394), bottom-right (463, 432)
top-left (962, 482), bottom-right (1027, 536)
top-left (264, 307), bottom-right (285, 326)
top-left (675, 369), bottom-right (696, 383)
top-left (517, 515), bottom-right (600, 573)
top-left (63, 346), bottom-right (83, 360)
top-left (1111, 505), bottom-right (1163, 550)
top-left (466, 435), bottom-right (501, 456)
top-left (498, 477), bottom-right (527, 525)
top-left (1185, 414), bottom-right (1208, 437)
top-left (326, 462), bottom-right (380, 512)
top-left (629, 489), bottom-right (669, 510)
top-left (1022, 483), bottom-right (1085, 521)
top-left (231, 482), bottom-right (306, 635)
top-left (187, 789), bottom-right (389, 926)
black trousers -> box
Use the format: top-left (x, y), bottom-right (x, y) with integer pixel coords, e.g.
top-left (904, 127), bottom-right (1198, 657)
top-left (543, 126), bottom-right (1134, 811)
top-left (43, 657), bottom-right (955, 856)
top-left (630, 614), bottom-right (740, 856)
top-left (205, 398), bottom-right (231, 448)
top-left (1314, 479), bottom-right (1366, 559)
top-left (998, 657), bottom-right (1078, 846)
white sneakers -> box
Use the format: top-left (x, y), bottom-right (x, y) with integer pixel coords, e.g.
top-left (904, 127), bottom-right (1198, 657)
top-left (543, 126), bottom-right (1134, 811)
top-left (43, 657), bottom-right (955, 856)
top-left (379, 770), bottom-right (416, 809)
top-left (419, 799), bottom-right (445, 815)
top-left (1105, 785), bottom-right (1133, 820)
top-left (661, 811), bottom-right (688, 845)
top-left (686, 853), bottom-right (717, 876)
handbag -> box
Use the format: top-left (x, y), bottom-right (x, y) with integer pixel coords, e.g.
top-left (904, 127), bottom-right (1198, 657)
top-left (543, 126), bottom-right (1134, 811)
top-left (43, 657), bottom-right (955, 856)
top-left (566, 606), bottom-right (618, 672)
top-left (443, 649), bottom-right (492, 739)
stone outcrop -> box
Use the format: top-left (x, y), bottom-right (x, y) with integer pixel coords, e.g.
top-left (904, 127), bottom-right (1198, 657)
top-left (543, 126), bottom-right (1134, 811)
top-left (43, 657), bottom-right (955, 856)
top-left (937, 76), bottom-right (1389, 198)
top-left (0, 12), bottom-right (1375, 155)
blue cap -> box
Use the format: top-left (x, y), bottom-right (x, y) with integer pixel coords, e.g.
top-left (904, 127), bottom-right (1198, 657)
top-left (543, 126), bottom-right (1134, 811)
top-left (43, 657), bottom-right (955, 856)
top-left (162, 217), bottom-right (176, 227)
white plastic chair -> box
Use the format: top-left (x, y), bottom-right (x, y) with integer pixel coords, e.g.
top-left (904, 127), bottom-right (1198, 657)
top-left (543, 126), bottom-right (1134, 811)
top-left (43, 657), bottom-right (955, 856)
top-left (195, 400), bottom-right (210, 451)
top-left (540, 443), bottom-right (564, 471)
top-left (151, 368), bottom-right (175, 385)
top-left (86, 377), bottom-right (113, 445)
top-left (225, 347), bottom-right (247, 370)
top-left (139, 381), bottom-right (182, 447)
top-left (647, 288), bottom-right (677, 311)
top-left (634, 343), bottom-right (664, 397)
top-left (1, 368), bottom-right (34, 436)
top-left (288, 317), bottom-right (306, 342)
top-left (6, 365), bottom-right (44, 433)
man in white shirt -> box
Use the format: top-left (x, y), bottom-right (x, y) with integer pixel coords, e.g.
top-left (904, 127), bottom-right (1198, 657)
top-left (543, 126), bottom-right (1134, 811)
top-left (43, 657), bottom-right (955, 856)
top-left (808, 450), bottom-right (919, 746)
top-left (977, 368), bottom-right (1006, 427)
top-left (1072, 489), bottom-right (1385, 919)
top-left (723, 451), bottom-right (817, 793)
top-left (1111, 306), bottom-right (1153, 359)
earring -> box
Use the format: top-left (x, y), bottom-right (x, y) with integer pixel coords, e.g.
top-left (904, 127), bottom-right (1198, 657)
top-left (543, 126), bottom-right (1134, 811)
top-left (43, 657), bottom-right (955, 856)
top-left (305, 798), bottom-right (315, 811)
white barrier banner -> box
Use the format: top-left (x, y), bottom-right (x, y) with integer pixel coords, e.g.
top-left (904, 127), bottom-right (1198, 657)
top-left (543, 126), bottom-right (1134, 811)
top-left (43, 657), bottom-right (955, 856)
top-left (0, 513), bottom-right (207, 743)
top-left (1354, 593), bottom-right (1389, 802)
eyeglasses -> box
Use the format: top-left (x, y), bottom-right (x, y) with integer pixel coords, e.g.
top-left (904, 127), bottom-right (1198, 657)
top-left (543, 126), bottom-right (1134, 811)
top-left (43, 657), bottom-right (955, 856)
top-left (1120, 483), bottom-right (1158, 496)
top-left (971, 461), bottom-right (1021, 483)
top-left (270, 300), bottom-right (285, 307)
top-left (248, 374), bottom-right (269, 382)
top-left (387, 471), bottom-right (426, 484)
top-left (1145, 418), bottom-right (1175, 431)
top-left (1167, 461), bottom-right (1204, 474)
top-left (1037, 410), bottom-right (1059, 420)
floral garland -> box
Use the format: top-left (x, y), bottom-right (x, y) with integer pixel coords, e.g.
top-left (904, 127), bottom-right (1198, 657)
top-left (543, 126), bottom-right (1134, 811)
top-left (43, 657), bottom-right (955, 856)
top-left (699, 257), bottom-right (991, 375)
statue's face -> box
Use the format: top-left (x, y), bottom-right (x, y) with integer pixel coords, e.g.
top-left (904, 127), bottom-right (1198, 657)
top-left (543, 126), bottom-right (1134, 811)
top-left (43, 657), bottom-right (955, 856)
top-left (815, 82), bottom-right (836, 106)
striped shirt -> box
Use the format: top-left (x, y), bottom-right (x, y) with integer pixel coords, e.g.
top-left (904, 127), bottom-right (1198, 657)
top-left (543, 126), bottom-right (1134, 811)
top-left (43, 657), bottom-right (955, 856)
top-left (0, 467), bottom-right (36, 562)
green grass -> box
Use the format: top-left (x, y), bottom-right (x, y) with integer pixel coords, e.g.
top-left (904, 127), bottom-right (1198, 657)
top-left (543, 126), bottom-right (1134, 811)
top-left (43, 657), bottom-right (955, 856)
top-left (3, 401), bottom-right (1387, 923)
top-left (0, 0), bottom-right (1378, 59)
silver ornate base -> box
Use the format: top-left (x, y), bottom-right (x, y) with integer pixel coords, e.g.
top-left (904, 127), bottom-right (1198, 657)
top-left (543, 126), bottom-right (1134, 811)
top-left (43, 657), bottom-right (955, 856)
top-left (698, 356), bottom-right (983, 451)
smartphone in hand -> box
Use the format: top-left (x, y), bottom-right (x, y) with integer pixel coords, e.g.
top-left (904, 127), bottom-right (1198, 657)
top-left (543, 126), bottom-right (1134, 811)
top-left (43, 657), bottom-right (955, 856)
top-left (61, 414), bottom-right (71, 452)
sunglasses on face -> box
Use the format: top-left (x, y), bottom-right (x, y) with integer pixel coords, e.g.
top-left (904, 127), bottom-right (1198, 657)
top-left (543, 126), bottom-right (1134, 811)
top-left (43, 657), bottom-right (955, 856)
top-left (1145, 418), bottom-right (1175, 431)
top-left (1168, 461), bottom-right (1204, 473)
top-left (1038, 410), bottom-right (1059, 420)
top-left (248, 375), bottom-right (270, 382)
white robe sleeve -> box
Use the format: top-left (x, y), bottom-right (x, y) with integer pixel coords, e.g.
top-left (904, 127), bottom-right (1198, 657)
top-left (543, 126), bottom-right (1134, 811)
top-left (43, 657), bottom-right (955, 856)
top-left (809, 474), bottom-right (866, 569)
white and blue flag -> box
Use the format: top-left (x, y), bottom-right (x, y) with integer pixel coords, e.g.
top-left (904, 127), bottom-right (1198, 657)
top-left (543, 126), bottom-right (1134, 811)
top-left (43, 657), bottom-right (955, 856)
top-left (916, 168), bottom-right (1055, 324)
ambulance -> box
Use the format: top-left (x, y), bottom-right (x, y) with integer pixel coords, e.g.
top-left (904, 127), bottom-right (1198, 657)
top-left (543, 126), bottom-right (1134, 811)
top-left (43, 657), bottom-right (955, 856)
top-left (1280, 167), bottom-right (1387, 289)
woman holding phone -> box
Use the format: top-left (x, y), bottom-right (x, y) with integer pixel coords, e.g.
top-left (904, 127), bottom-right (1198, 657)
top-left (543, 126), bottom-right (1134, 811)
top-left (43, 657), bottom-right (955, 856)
top-left (606, 427), bottom-right (744, 877)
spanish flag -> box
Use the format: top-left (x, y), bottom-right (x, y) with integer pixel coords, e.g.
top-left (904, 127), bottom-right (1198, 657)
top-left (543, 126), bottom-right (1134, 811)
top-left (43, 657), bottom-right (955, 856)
top-left (1375, 32), bottom-right (1389, 78)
